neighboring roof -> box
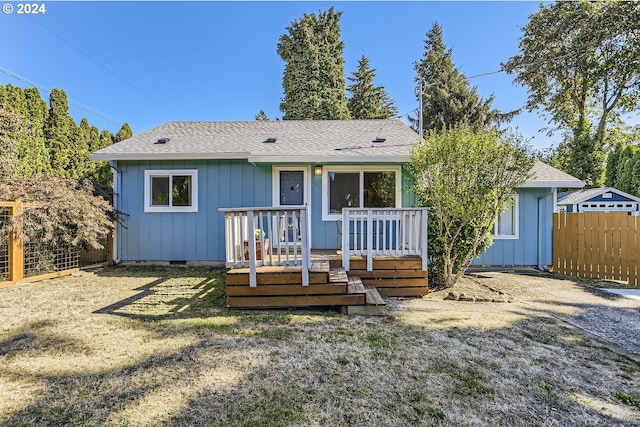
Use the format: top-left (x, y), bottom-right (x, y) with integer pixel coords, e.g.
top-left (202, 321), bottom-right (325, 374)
top-left (521, 161), bottom-right (585, 189)
top-left (557, 187), bottom-right (640, 205)
top-left (90, 120), bottom-right (420, 163)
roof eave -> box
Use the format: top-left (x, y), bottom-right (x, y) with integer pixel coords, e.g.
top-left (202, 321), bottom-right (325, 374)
top-left (248, 155), bottom-right (410, 163)
top-left (520, 180), bottom-right (586, 188)
top-left (90, 152), bottom-right (250, 161)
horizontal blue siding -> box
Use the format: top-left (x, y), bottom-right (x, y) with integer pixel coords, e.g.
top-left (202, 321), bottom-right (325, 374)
top-left (472, 188), bottom-right (553, 267)
top-left (587, 193), bottom-right (635, 203)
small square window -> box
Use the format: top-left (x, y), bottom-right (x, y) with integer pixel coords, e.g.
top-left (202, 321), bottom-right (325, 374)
top-left (145, 170), bottom-right (198, 213)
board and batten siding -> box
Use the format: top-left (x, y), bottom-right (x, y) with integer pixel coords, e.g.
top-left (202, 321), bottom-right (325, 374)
top-left (116, 160), bottom-right (552, 266)
top-left (472, 188), bottom-right (555, 267)
top-left (117, 160), bottom-right (272, 262)
top-left (117, 161), bottom-right (413, 261)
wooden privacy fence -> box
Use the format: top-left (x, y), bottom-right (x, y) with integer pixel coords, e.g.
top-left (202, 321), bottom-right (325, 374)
top-left (0, 199), bottom-right (112, 287)
top-left (553, 212), bottom-right (640, 286)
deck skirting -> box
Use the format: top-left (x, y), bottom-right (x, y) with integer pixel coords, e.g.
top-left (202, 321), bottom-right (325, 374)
top-left (225, 255), bottom-right (428, 309)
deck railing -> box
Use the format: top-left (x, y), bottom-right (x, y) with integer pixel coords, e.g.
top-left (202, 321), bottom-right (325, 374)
top-left (219, 207), bottom-right (309, 287)
top-left (342, 208), bottom-right (428, 272)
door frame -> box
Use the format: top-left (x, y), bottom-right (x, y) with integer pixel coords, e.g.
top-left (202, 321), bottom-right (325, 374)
top-left (272, 165), bottom-right (312, 245)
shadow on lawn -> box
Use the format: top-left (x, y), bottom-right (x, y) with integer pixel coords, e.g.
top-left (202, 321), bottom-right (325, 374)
top-left (92, 266), bottom-right (228, 320)
top-left (2, 267), bottom-right (640, 426)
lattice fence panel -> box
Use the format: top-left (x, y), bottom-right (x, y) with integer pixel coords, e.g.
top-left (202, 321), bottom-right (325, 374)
top-left (0, 208), bottom-right (9, 281)
top-left (23, 239), bottom-right (79, 279)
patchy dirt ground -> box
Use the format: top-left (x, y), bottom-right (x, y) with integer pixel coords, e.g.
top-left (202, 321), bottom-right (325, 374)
top-left (0, 266), bottom-right (639, 426)
top-left (405, 269), bottom-right (640, 358)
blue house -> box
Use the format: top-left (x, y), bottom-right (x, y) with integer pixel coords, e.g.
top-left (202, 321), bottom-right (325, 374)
top-left (90, 120), bottom-right (584, 270)
top-left (557, 187), bottom-right (640, 214)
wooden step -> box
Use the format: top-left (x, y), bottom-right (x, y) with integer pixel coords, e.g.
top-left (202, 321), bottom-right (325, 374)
top-left (347, 276), bottom-right (366, 294)
top-left (345, 277), bottom-right (386, 316)
top-left (226, 283), bottom-right (347, 297)
top-left (227, 294), bottom-right (365, 309)
top-left (329, 268), bottom-right (349, 283)
top-left (364, 284), bottom-right (385, 306)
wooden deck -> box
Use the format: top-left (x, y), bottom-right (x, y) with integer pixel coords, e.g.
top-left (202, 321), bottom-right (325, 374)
top-left (225, 254), bottom-right (428, 313)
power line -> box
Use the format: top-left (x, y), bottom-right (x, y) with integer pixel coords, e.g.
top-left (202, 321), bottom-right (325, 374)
top-left (29, 17), bottom-right (181, 118)
top-left (0, 66), bottom-right (130, 128)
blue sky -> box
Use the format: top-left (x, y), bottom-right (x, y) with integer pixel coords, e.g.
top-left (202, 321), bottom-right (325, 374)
top-left (1, 1), bottom-right (558, 149)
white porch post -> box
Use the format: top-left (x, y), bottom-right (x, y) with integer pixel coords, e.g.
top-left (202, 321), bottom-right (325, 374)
top-left (342, 209), bottom-right (350, 271)
top-left (300, 208), bottom-right (309, 286)
top-left (247, 210), bottom-right (257, 287)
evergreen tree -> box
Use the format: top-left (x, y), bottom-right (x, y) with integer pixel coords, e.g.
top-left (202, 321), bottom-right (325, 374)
top-left (0, 85), bottom-right (29, 176)
top-left (114, 123), bottom-right (132, 142)
top-left (631, 151), bottom-right (640, 196)
top-left (615, 145), bottom-right (637, 194)
top-left (44, 88), bottom-right (77, 177)
top-left (68, 117), bottom-right (92, 180)
top-left (277, 8), bottom-right (350, 120)
top-left (566, 117), bottom-right (605, 188)
top-left (255, 110), bottom-right (269, 121)
top-left (347, 55), bottom-right (397, 119)
top-left (24, 87), bottom-right (50, 175)
top-left (413, 23), bottom-right (514, 133)
top-left (605, 143), bottom-right (624, 187)
top-left (0, 109), bottom-right (24, 179)
top-left (91, 130), bottom-right (115, 187)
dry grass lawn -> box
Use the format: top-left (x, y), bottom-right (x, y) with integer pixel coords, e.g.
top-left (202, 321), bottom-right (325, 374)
top-left (0, 266), bottom-right (639, 426)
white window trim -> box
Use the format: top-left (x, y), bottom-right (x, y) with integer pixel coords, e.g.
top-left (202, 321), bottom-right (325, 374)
top-left (271, 166), bottom-right (311, 208)
top-left (493, 194), bottom-right (519, 239)
top-left (144, 169), bottom-right (198, 213)
top-left (321, 165), bottom-right (402, 221)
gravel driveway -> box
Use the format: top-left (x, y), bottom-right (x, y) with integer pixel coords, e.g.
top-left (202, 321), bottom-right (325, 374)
top-left (393, 269), bottom-right (640, 359)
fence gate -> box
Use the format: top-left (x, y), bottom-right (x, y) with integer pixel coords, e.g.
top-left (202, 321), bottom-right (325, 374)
top-left (553, 212), bottom-right (639, 286)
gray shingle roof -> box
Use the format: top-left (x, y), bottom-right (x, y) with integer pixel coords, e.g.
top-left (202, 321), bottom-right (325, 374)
top-left (557, 187), bottom-right (640, 205)
top-left (523, 161), bottom-right (585, 188)
top-left (90, 120), bottom-right (585, 188)
top-left (90, 120), bottom-right (420, 163)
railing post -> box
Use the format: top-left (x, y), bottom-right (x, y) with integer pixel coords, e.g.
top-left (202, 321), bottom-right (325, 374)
top-left (367, 209), bottom-right (373, 271)
top-left (9, 199), bottom-right (24, 282)
top-left (342, 209), bottom-right (350, 271)
top-left (247, 210), bottom-right (257, 287)
top-left (300, 208), bottom-right (309, 286)
top-left (421, 208), bottom-right (428, 272)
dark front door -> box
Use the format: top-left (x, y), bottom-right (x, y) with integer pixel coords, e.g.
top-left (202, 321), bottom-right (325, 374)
top-left (280, 171), bottom-right (304, 206)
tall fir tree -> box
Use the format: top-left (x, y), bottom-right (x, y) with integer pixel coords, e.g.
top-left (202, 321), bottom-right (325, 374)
top-left (255, 110), bottom-right (269, 121)
top-left (413, 23), bottom-right (514, 133)
top-left (277, 8), bottom-right (350, 120)
top-left (347, 55), bottom-right (398, 119)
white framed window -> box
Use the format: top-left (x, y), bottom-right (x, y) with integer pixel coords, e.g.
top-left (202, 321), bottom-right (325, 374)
top-left (322, 166), bottom-right (401, 221)
top-left (493, 194), bottom-right (519, 239)
top-left (144, 169), bottom-right (198, 213)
